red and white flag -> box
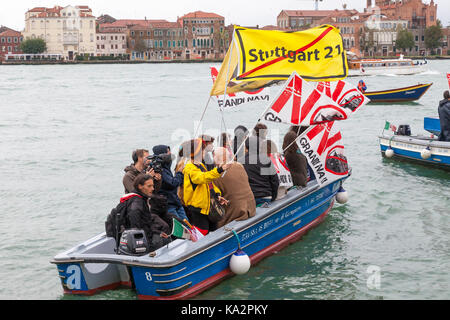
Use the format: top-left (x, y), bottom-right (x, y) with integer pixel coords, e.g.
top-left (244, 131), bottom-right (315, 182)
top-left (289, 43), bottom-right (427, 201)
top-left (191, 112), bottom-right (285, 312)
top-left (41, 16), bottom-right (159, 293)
top-left (263, 72), bottom-right (369, 126)
top-left (296, 121), bottom-right (349, 186)
top-left (447, 73), bottom-right (450, 89)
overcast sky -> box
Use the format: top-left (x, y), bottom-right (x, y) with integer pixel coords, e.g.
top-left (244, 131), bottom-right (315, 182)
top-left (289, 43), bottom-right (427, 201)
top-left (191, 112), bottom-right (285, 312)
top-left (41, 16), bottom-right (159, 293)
top-left (2, 0), bottom-right (449, 31)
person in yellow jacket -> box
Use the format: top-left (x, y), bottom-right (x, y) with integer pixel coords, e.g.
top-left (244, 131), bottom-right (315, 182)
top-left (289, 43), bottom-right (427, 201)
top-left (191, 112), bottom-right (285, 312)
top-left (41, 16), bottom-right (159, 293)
top-left (177, 138), bottom-right (230, 235)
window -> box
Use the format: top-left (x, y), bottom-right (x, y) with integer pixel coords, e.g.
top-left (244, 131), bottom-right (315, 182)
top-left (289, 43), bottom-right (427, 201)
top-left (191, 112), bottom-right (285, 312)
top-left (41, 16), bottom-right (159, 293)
top-left (159, 40), bottom-right (162, 47)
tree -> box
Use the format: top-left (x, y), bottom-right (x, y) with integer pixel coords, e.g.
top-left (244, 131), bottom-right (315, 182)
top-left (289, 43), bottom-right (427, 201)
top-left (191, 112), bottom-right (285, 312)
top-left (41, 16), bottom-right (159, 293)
top-left (425, 19), bottom-right (443, 53)
top-left (20, 38), bottom-right (46, 54)
top-left (395, 28), bottom-right (415, 53)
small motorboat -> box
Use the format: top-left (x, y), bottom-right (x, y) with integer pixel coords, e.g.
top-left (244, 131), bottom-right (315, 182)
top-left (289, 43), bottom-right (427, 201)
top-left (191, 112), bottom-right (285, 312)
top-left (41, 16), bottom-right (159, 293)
top-left (50, 177), bottom-right (348, 299)
top-left (364, 83), bottom-right (432, 103)
top-left (379, 117), bottom-right (450, 170)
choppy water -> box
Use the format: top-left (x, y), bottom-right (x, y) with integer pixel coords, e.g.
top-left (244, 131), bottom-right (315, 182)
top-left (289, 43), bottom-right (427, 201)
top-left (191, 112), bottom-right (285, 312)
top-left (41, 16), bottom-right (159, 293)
top-left (0, 60), bottom-right (449, 300)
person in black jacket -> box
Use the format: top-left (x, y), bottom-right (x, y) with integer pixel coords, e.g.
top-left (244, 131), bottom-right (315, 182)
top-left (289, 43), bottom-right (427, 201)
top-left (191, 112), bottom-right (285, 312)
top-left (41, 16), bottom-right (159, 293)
top-left (152, 145), bottom-right (189, 222)
top-left (438, 90), bottom-right (450, 142)
top-left (242, 136), bottom-right (279, 206)
top-left (127, 174), bottom-right (171, 252)
top-left (282, 130), bottom-right (308, 187)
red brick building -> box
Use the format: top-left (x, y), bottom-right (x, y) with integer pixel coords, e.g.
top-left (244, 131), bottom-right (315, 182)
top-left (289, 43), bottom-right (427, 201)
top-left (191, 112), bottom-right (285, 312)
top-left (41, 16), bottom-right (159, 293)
top-left (177, 11), bottom-right (227, 60)
top-left (127, 21), bottom-right (184, 60)
top-left (371, 0), bottom-right (437, 28)
top-left (0, 27), bottom-right (23, 61)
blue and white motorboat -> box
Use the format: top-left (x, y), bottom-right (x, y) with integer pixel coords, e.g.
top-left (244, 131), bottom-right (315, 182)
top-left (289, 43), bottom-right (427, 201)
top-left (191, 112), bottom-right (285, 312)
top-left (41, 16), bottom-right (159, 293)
top-left (51, 176), bottom-right (348, 299)
top-left (379, 117), bottom-right (450, 170)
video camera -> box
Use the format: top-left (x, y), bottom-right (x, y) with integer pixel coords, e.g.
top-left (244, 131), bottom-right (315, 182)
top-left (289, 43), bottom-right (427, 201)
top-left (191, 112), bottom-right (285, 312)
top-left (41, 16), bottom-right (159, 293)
top-left (146, 153), bottom-right (172, 174)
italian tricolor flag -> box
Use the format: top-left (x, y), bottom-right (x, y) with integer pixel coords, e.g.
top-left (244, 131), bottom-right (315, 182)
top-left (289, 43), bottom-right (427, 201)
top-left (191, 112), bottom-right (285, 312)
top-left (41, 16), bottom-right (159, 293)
top-left (384, 121), bottom-right (396, 132)
top-left (170, 219), bottom-right (204, 242)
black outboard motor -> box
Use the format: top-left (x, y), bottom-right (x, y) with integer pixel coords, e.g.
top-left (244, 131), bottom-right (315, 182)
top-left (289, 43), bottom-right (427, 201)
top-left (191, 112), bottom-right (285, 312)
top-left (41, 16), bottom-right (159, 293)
top-left (397, 124), bottom-right (411, 136)
top-left (118, 229), bottom-right (149, 256)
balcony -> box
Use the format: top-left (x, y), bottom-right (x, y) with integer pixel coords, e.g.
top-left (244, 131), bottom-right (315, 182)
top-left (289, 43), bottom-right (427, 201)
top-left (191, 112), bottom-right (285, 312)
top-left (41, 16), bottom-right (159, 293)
top-left (63, 37), bottom-right (78, 45)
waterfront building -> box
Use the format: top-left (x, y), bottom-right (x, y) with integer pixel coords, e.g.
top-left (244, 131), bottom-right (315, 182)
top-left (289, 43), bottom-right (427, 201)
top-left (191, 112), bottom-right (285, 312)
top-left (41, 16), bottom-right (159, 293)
top-left (365, 0), bottom-right (440, 56)
top-left (370, 0), bottom-right (437, 28)
top-left (22, 5), bottom-right (97, 60)
top-left (98, 19), bottom-right (167, 33)
top-left (363, 12), bottom-right (409, 56)
top-left (96, 31), bottom-right (127, 57)
top-left (128, 21), bottom-right (184, 61)
top-left (177, 11), bottom-right (227, 60)
top-left (277, 10), bottom-right (335, 30)
top-left (0, 27), bottom-right (23, 61)
top-left (317, 10), bottom-right (370, 57)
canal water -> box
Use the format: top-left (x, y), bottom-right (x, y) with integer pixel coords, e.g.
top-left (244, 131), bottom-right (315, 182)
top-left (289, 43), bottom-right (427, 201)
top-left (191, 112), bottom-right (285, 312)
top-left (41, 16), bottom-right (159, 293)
top-left (0, 60), bottom-right (449, 299)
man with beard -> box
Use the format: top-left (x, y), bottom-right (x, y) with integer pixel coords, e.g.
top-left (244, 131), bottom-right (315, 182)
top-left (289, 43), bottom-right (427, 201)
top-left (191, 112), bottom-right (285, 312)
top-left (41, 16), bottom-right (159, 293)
top-left (123, 149), bottom-right (161, 194)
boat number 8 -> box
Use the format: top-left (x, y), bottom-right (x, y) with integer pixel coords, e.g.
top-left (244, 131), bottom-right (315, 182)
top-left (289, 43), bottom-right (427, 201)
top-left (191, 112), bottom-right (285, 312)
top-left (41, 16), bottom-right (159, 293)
top-left (145, 272), bottom-right (152, 281)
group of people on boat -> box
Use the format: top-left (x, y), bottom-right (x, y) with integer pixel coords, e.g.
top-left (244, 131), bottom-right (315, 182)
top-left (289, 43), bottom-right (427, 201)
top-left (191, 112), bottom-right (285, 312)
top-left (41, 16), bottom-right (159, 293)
top-left (114, 124), bottom-right (311, 252)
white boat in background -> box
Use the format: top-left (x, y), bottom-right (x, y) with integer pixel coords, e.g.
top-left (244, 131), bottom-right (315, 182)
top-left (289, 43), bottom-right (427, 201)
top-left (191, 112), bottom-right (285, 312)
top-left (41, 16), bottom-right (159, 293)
top-left (348, 54), bottom-right (427, 77)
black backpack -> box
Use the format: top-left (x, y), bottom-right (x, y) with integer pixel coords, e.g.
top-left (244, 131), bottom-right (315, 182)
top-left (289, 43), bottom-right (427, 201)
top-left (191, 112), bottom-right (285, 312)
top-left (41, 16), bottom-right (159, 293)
top-left (105, 193), bottom-right (142, 245)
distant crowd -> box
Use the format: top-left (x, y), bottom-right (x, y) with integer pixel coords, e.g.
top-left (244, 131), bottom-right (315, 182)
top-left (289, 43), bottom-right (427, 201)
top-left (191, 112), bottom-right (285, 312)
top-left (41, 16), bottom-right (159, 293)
top-left (114, 123), bottom-right (314, 252)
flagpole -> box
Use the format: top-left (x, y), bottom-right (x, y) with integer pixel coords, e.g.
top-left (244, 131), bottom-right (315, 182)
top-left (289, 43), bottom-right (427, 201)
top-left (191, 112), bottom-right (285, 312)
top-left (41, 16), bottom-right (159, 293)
top-left (218, 28), bottom-right (237, 135)
top-left (194, 96), bottom-right (212, 138)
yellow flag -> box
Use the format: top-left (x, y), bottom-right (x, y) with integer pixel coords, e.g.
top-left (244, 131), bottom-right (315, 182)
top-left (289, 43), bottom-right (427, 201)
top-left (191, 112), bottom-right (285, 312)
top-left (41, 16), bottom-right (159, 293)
top-left (210, 25), bottom-right (348, 96)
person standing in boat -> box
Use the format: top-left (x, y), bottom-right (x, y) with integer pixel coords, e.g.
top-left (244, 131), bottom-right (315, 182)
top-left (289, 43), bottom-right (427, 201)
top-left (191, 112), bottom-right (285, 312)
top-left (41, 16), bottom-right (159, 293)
top-left (282, 131), bottom-right (308, 188)
top-left (126, 174), bottom-right (171, 252)
top-left (213, 147), bottom-right (256, 228)
top-left (123, 149), bottom-right (161, 194)
top-left (357, 80), bottom-right (367, 93)
top-left (233, 125), bottom-right (249, 161)
top-left (152, 145), bottom-right (189, 223)
top-left (198, 134), bottom-right (215, 170)
top-left (243, 136), bottom-right (279, 207)
top-left (180, 138), bottom-right (230, 235)
top-left (438, 90), bottom-right (450, 142)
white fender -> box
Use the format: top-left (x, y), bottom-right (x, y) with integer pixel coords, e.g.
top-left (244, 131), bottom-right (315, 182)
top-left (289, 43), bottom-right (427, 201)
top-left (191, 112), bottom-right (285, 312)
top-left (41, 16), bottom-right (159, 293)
top-left (385, 148), bottom-right (394, 158)
top-left (229, 249), bottom-right (251, 275)
top-left (336, 187), bottom-right (349, 204)
top-left (420, 148), bottom-right (431, 159)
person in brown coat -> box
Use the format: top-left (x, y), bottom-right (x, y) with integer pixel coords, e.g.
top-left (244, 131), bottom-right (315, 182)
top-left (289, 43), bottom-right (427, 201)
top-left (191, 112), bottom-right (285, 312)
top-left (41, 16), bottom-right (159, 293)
top-left (213, 147), bottom-right (256, 228)
top-left (282, 130), bottom-right (308, 187)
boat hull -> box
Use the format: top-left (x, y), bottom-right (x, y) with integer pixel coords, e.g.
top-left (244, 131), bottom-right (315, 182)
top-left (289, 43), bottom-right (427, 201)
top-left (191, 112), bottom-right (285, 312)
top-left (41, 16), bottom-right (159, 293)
top-left (51, 179), bottom-right (345, 300)
top-left (379, 134), bottom-right (450, 170)
top-left (365, 83), bottom-right (431, 103)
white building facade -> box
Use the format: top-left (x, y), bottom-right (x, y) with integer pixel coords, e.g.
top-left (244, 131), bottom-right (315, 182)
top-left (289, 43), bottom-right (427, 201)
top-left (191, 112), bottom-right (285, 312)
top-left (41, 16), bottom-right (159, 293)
top-left (23, 5), bottom-right (96, 60)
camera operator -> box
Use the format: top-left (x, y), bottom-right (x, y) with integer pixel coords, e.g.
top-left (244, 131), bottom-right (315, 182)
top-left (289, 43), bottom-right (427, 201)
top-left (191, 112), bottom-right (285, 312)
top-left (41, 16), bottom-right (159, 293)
top-left (151, 145), bottom-right (189, 222)
top-left (123, 149), bottom-right (161, 194)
